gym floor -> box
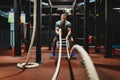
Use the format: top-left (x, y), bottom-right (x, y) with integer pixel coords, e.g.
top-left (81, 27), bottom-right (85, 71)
top-left (0, 47), bottom-right (120, 80)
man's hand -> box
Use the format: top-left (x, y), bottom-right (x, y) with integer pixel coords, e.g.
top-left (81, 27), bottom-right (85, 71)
top-left (66, 27), bottom-right (71, 40)
top-left (58, 29), bottom-right (62, 37)
top-left (55, 27), bottom-right (60, 35)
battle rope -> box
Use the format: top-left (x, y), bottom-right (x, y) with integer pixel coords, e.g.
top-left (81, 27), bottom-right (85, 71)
top-left (52, 29), bottom-right (62, 80)
top-left (17, 0), bottom-right (39, 68)
top-left (69, 45), bottom-right (99, 80)
top-left (66, 39), bottom-right (70, 59)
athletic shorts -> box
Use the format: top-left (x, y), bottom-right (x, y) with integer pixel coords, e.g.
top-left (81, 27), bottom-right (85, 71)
top-left (54, 34), bottom-right (72, 39)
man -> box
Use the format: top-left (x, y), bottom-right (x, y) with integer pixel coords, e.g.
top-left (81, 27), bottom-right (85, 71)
top-left (50, 13), bottom-right (76, 58)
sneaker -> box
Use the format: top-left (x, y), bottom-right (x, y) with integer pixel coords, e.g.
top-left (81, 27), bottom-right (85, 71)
top-left (50, 52), bottom-right (55, 57)
top-left (72, 52), bottom-right (77, 58)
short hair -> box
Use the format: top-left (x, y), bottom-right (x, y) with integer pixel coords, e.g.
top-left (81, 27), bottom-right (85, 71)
top-left (61, 13), bottom-right (67, 17)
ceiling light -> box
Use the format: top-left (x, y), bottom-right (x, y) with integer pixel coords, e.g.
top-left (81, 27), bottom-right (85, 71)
top-left (113, 8), bottom-right (120, 10)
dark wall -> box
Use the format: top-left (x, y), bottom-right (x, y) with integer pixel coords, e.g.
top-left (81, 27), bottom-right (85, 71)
top-left (0, 16), bottom-right (10, 49)
top-left (111, 10), bottom-right (120, 44)
top-left (110, 0), bottom-right (120, 44)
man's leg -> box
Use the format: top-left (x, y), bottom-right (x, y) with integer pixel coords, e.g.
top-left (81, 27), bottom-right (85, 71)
top-left (52, 37), bottom-right (58, 53)
top-left (50, 37), bottom-right (58, 57)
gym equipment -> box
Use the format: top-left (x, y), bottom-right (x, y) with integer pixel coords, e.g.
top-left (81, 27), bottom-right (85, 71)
top-left (17, 0), bottom-right (39, 69)
top-left (69, 45), bottom-right (99, 80)
top-left (112, 45), bottom-right (120, 57)
top-left (52, 29), bottom-right (62, 80)
top-left (52, 29), bottom-right (99, 80)
top-left (56, 38), bottom-right (70, 58)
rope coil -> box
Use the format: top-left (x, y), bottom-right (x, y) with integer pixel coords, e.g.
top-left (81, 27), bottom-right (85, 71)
top-left (17, 0), bottom-right (39, 69)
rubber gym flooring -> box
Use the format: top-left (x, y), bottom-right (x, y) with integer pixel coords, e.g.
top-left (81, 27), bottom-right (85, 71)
top-left (0, 47), bottom-right (120, 80)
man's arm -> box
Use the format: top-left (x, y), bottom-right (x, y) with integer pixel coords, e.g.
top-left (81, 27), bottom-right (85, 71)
top-left (55, 26), bottom-right (60, 35)
top-left (66, 27), bottom-right (71, 39)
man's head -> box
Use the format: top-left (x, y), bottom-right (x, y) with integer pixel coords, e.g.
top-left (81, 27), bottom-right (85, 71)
top-left (61, 13), bottom-right (67, 23)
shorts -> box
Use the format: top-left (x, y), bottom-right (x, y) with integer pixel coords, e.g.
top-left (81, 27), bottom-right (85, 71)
top-left (54, 34), bottom-right (72, 39)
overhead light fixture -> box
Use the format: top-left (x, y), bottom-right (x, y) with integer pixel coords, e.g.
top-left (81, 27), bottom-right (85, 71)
top-left (113, 8), bottom-right (120, 10)
top-left (30, 0), bottom-right (49, 6)
top-left (57, 8), bottom-right (71, 15)
top-left (65, 8), bottom-right (71, 14)
top-left (77, 0), bottom-right (95, 6)
top-left (57, 8), bottom-right (71, 11)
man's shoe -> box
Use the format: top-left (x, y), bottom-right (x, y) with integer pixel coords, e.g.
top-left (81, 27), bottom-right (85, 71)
top-left (50, 52), bottom-right (55, 57)
top-left (72, 52), bottom-right (77, 58)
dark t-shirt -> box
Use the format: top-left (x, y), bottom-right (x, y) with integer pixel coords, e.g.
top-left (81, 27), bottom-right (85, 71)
top-left (55, 20), bottom-right (71, 38)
